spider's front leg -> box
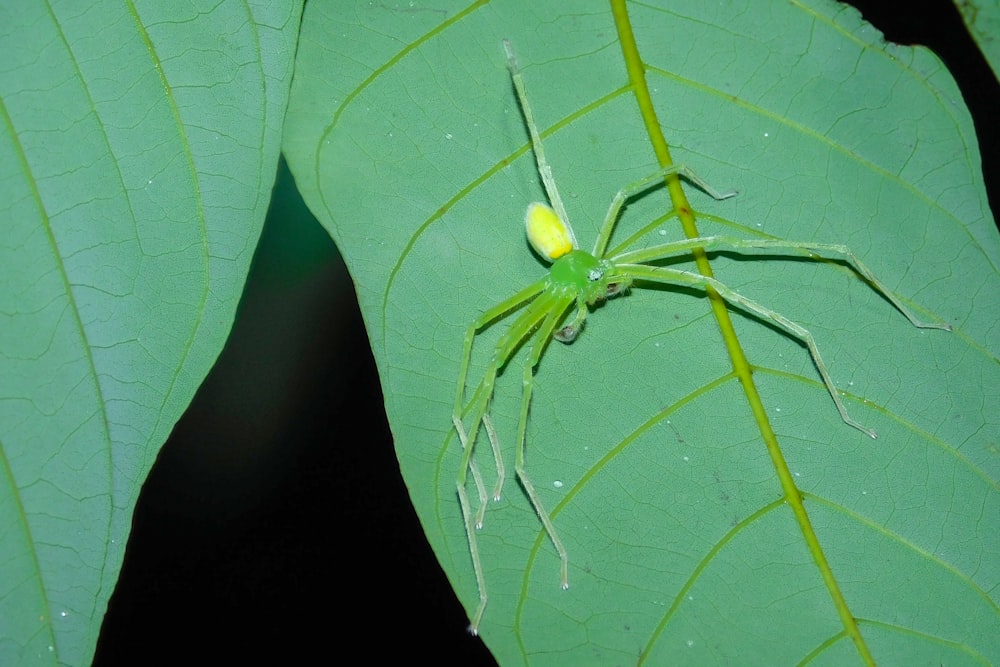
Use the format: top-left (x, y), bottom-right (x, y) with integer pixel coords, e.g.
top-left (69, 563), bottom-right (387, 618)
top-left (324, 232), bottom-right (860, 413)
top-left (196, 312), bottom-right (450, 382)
top-left (620, 263), bottom-right (923, 438)
top-left (592, 164), bottom-right (737, 258)
top-left (613, 236), bottom-right (952, 333)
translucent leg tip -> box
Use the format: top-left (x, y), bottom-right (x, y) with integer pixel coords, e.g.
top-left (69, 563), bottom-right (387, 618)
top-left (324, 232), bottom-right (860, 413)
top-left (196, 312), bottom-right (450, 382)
top-left (468, 600), bottom-right (486, 636)
top-left (846, 418), bottom-right (878, 440)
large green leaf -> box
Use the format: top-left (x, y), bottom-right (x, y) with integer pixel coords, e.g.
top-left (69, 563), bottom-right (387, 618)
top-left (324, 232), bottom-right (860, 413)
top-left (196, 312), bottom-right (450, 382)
top-left (284, 0), bottom-right (998, 664)
top-left (0, 2), bottom-right (301, 664)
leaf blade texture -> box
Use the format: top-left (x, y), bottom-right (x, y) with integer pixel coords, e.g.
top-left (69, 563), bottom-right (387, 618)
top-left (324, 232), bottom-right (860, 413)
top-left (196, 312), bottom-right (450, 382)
top-left (0, 2), bottom-right (301, 663)
top-left (284, 1), bottom-right (999, 664)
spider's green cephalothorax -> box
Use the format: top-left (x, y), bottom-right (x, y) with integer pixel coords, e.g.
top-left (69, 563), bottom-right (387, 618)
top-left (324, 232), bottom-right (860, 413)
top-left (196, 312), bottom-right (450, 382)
top-left (451, 39), bottom-right (951, 635)
top-left (548, 250), bottom-right (629, 305)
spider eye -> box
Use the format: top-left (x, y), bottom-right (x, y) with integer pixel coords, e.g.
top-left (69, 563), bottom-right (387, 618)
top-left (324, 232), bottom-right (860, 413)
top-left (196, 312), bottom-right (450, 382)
top-left (587, 268), bottom-right (603, 282)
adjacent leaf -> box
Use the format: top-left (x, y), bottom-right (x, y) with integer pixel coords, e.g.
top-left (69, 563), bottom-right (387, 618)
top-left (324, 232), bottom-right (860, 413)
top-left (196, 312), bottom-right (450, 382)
top-left (954, 0), bottom-right (1000, 81)
top-left (284, 0), bottom-right (999, 664)
top-left (0, 2), bottom-right (301, 664)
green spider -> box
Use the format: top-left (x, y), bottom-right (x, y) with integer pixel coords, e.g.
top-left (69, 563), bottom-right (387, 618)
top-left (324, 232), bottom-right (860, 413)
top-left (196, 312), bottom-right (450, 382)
top-left (451, 40), bottom-right (952, 635)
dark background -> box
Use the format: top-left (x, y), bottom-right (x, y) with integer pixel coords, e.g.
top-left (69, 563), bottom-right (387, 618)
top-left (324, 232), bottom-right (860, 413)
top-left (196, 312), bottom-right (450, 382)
top-left (93, 2), bottom-right (998, 664)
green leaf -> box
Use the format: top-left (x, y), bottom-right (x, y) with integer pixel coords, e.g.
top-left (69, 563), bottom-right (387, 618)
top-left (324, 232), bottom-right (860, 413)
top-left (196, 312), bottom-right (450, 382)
top-left (954, 0), bottom-right (1000, 81)
top-left (0, 3), bottom-right (300, 664)
top-left (284, 0), bottom-right (999, 664)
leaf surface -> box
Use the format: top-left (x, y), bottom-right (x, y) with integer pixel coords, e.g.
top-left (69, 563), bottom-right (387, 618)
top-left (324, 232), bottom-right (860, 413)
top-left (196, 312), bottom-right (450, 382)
top-left (954, 0), bottom-right (1000, 80)
top-left (0, 2), bottom-right (300, 663)
top-left (284, 1), bottom-right (999, 664)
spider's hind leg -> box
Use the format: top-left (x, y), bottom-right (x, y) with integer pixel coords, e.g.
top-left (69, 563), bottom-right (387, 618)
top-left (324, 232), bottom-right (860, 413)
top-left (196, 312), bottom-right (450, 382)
top-left (512, 297), bottom-right (577, 590)
top-left (503, 39), bottom-right (577, 251)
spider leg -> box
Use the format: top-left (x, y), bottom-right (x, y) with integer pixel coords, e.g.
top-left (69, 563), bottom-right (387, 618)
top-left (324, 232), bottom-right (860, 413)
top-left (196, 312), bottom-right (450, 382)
top-left (454, 279), bottom-right (548, 419)
top-left (455, 279), bottom-right (548, 508)
top-left (454, 374), bottom-right (497, 635)
top-left (452, 415), bottom-right (489, 527)
top-left (456, 373), bottom-right (499, 540)
top-left (481, 415), bottom-right (505, 501)
top-left (457, 287), bottom-right (566, 528)
top-left (622, 264), bottom-right (884, 438)
top-left (455, 287), bottom-right (572, 634)
top-left (503, 39), bottom-right (578, 250)
top-left (593, 165), bottom-right (736, 257)
top-left (613, 237), bottom-right (952, 331)
top-left (515, 294), bottom-right (577, 592)
top-left (553, 298), bottom-right (589, 343)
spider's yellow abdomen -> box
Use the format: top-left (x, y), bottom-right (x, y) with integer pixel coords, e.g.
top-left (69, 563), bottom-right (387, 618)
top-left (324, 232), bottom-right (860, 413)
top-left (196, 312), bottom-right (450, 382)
top-left (525, 202), bottom-right (575, 261)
